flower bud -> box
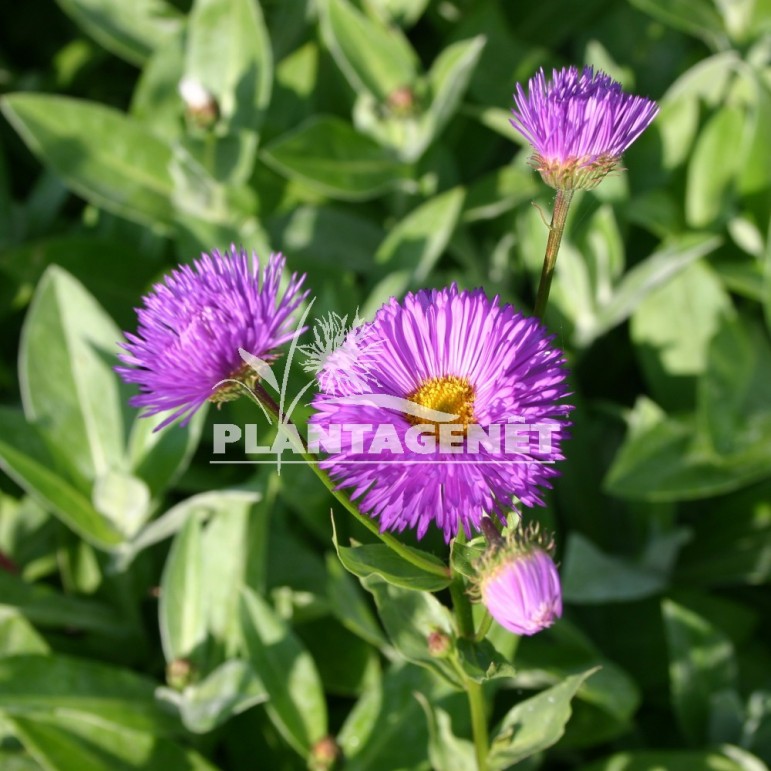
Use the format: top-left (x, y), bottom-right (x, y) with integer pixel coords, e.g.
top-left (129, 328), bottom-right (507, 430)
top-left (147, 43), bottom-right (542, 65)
top-left (426, 629), bottom-right (452, 658)
top-left (309, 735), bottom-right (342, 771)
top-left (475, 523), bottom-right (562, 636)
top-left (178, 76), bottom-right (219, 128)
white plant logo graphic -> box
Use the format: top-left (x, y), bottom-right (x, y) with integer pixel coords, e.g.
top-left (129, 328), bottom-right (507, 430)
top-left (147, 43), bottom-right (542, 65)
top-left (298, 310), bottom-right (382, 395)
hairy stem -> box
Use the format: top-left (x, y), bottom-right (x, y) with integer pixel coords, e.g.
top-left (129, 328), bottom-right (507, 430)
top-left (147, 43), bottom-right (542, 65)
top-left (533, 188), bottom-right (574, 319)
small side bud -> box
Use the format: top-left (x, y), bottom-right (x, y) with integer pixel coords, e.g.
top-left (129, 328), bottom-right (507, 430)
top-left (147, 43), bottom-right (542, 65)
top-left (427, 629), bottom-right (452, 658)
top-left (308, 735), bottom-right (342, 771)
top-left (179, 76), bottom-right (219, 128)
top-left (166, 658), bottom-right (194, 690)
top-left (387, 86), bottom-right (416, 116)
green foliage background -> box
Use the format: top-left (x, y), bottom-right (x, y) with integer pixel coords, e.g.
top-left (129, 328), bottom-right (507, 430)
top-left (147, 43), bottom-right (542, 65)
top-left (0, 0), bottom-right (770, 768)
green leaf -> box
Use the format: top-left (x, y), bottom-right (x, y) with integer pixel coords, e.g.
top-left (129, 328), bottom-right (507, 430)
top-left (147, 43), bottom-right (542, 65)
top-left (239, 587), bottom-right (327, 755)
top-left (463, 164), bottom-right (539, 223)
top-left (333, 536), bottom-right (451, 592)
top-left (628, 0), bottom-right (727, 47)
top-left (579, 234), bottom-right (723, 346)
top-left (631, 260), bottom-right (733, 407)
top-left (185, 0), bottom-right (272, 139)
top-left (697, 316), bottom-right (771, 456)
top-left (0, 420), bottom-right (123, 550)
top-left (10, 712), bottom-right (216, 771)
top-left (20, 266), bottom-right (126, 486)
top-left (161, 660), bottom-right (268, 734)
top-left (562, 532), bottom-right (669, 604)
top-left (662, 599), bottom-right (738, 745)
top-left (91, 471), bottom-right (151, 540)
top-left (338, 662), bottom-right (461, 770)
top-left (605, 397), bottom-right (771, 501)
top-left (54, 0), bottom-right (183, 65)
top-left (487, 669), bottom-right (598, 769)
top-left (363, 0), bottom-right (430, 27)
top-left (261, 116), bottom-right (408, 201)
top-left (0, 609), bottom-right (49, 658)
top-left (325, 552), bottom-right (389, 649)
top-left (127, 408), bottom-right (205, 499)
top-left (0, 654), bottom-right (178, 734)
top-left (455, 637), bottom-right (516, 683)
top-left (321, 0), bottom-right (418, 101)
top-left (360, 574), bottom-right (462, 688)
top-left (414, 692), bottom-right (476, 771)
top-left (0, 571), bottom-right (128, 637)
top-left (0, 750), bottom-right (42, 771)
top-left (159, 515), bottom-right (206, 664)
top-left (420, 36), bottom-right (486, 153)
top-left (375, 186), bottom-right (465, 283)
top-left (116, 488), bottom-right (261, 569)
top-left (686, 106), bottom-right (746, 228)
top-left (582, 749), bottom-right (761, 771)
top-left (1, 95), bottom-right (176, 229)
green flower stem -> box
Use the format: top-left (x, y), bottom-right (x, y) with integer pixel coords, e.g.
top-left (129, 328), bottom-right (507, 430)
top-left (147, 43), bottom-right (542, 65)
top-left (244, 386), bottom-right (450, 580)
top-left (450, 575), bottom-right (489, 771)
top-left (467, 680), bottom-right (490, 771)
top-left (533, 188), bottom-right (574, 318)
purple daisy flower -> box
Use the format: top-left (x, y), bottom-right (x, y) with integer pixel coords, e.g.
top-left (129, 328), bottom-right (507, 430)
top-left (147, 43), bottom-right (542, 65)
top-left (308, 286), bottom-right (572, 541)
top-left (117, 247), bottom-right (307, 429)
top-left (479, 544), bottom-right (562, 636)
top-left (511, 65), bottom-right (659, 190)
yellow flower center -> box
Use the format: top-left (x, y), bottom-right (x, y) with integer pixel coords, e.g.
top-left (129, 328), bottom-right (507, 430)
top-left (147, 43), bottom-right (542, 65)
top-left (406, 375), bottom-right (475, 432)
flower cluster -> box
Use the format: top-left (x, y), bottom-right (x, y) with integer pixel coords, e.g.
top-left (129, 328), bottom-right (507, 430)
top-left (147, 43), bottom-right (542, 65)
top-left (510, 65), bottom-right (658, 190)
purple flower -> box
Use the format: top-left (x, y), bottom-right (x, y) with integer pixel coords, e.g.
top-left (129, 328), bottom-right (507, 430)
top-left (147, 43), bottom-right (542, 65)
top-left (511, 66), bottom-right (659, 190)
top-left (479, 545), bottom-right (562, 636)
top-left (117, 247), bottom-right (307, 428)
top-left (309, 286), bottom-right (572, 541)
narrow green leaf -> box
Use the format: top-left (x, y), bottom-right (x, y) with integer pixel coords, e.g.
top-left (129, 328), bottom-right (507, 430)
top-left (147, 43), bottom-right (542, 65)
top-left (325, 553), bottom-right (389, 648)
top-left (580, 234), bottom-right (723, 346)
top-left (487, 669), bottom-right (598, 768)
top-left (54, 0), bottom-right (183, 65)
top-left (0, 571), bottom-right (128, 637)
top-left (162, 660), bottom-right (268, 734)
top-left (20, 266), bottom-right (126, 485)
top-left (582, 749), bottom-right (759, 771)
top-left (321, 0), bottom-right (418, 100)
top-left (360, 574), bottom-right (462, 688)
top-left (0, 433), bottom-right (123, 550)
top-left (686, 106), bottom-right (746, 228)
top-left (127, 408), bottom-right (206, 499)
top-left (0, 654), bottom-right (178, 735)
top-left (335, 540), bottom-right (451, 592)
top-left (375, 187), bottom-right (465, 282)
top-left (0, 610), bottom-right (49, 658)
top-left (1, 95), bottom-right (176, 229)
top-left (159, 515), bottom-right (206, 664)
top-left (240, 587), bottom-right (327, 755)
top-left (628, 0), bottom-right (727, 47)
top-left (261, 116), bottom-right (408, 201)
top-left (185, 0), bottom-right (272, 137)
top-left (662, 599), bottom-right (738, 745)
top-left (414, 692), bottom-right (476, 771)
top-left (562, 532), bottom-right (668, 603)
top-left (10, 713), bottom-right (216, 771)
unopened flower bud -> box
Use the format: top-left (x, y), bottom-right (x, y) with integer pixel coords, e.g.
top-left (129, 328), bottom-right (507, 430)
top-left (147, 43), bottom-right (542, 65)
top-left (427, 629), bottom-right (452, 658)
top-left (387, 86), bottom-right (415, 116)
top-left (309, 735), bottom-right (342, 771)
top-left (166, 658), bottom-right (194, 690)
top-left (179, 76), bottom-right (219, 128)
top-left (475, 523), bottom-right (562, 636)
